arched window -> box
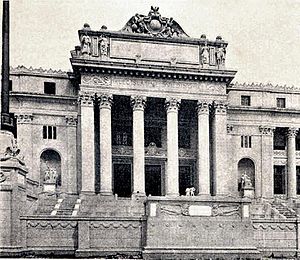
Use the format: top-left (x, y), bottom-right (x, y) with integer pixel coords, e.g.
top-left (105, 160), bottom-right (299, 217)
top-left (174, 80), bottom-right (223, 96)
top-left (237, 158), bottom-right (255, 193)
top-left (40, 149), bottom-right (61, 188)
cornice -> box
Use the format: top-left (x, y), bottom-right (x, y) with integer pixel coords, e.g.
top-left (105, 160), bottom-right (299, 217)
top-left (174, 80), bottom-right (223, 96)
top-left (229, 82), bottom-right (300, 94)
top-left (10, 92), bottom-right (77, 101)
top-left (10, 65), bottom-right (71, 79)
top-left (228, 106), bottom-right (300, 115)
top-left (71, 58), bottom-right (236, 84)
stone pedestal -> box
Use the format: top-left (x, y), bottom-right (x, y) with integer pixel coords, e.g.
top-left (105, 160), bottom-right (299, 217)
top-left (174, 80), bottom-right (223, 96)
top-left (131, 96), bottom-right (146, 195)
top-left (43, 182), bottom-right (56, 192)
top-left (243, 186), bottom-right (255, 199)
top-left (165, 98), bottom-right (180, 196)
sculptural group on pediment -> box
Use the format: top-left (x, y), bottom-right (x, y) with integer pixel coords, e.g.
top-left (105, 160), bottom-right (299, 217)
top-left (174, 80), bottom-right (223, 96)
top-left (121, 6), bottom-right (189, 38)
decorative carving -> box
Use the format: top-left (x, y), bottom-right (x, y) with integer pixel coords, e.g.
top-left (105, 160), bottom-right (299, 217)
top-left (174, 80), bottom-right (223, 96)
top-left (99, 35), bottom-right (109, 56)
top-left (211, 204), bottom-right (240, 217)
top-left (121, 6), bottom-right (189, 38)
top-left (27, 221), bottom-right (77, 229)
top-left (112, 146), bottom-right (133, 156)
top-left (287, 127), bottom-right (298, 138)
top-left (81, 34), bottom-right (91, 55)
top-left (215, 44), bottom-right (226, 67)
top-left (81, 74), bottom-right (111, 86)
top-left (0, 171), bottom-right (7, 183)
top-left (44, 166), bottom-right (57, 183)
top-left (78, 92), bottom-right (95, 106)
top-left (200, 42), bottom-right (210, 66)
top-left (253, 223), bottom-right (296, 231)
top-left (259, 126), bottom-right (275, 136)
top-left (227, 124), bottom-right (234, 134)
top-left (90, 222), bottom-right (139, 229)
top-left (15, 114), bottom-right (33, 124)
top-left (145, 143), bottom-right (166, 157)
top-left (160, 204), bottom-right (189, 216)
top-left (274, 150), bottom-right (287, 157)
top-left (0, 139), bottom-right (25, 165)
top-left (11, 65), bottom-right (67, 76)
top-left (196, 101), bottom-right (210, 114)
top-left (97, 93), bottom-right (113, 109)
top-left (213, 101), bottom-right (227, 114)
top-left (65, 116), bottom-right (78, 126)
top-left (165, 97), bottom-right (180, 112)
top-left (131, 96), bottom-right (147, 110)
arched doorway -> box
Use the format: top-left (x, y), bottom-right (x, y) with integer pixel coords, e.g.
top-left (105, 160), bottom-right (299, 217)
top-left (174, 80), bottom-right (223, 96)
top-left (238, 158), bottom-right (255, 194)
top-left (40, 149), bottom-right (62, 188)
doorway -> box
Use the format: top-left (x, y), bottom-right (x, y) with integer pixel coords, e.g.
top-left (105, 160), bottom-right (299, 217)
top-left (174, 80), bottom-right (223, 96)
top-left (113, 163), bottom-right (132, 197)
top-left (145, 165), bottom-right (162, 196)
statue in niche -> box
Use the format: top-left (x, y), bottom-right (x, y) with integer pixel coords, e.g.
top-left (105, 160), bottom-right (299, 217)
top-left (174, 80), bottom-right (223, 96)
top-left (99, 35), bottom-right (109, 56)
top-left (44, 163), bottom-right (57, 184)
top-left (81, 35), bottom-right (91, 55)
top-left (216, 44), bottom-right (226, 66)
top-left (200, 43), bottom-right (210, 65)
top-left (185, 187), bottom-right (195, 196)
top-left (241, 172), bottom-right (253, 189)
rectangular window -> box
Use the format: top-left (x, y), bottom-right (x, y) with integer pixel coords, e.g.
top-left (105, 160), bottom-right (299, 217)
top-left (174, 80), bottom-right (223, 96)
top-left (274, 166), bottom-right (286, 194)
top-left (276, 98), bottom-right (286, 108)
top-left (241, 95), bottom-right (251, 106)
top-left (241, 135), bottom-right (252, 148)
top-left (9, 80), bottom-right (12, 91)
top-left (44, 82), bottom-right (56, 95)
top-left (43, 125), bottom-right (57, 140)
top-left (297, 167), bottom-right (300, 195)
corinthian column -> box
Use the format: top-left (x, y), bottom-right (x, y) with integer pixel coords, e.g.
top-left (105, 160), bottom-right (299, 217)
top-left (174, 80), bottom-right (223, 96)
top-left (197, 101), bottom-right (210, 195)
top-left (287, 127), bottom-right (298, 199)
top-left (131, 96), bottom-right (146, 195)
top-left (79, 92), bottom-right (95, 194)
top-left (98, 93), bottom-right (113, 195)
top-left (165, 97), bottom-right (180, 196)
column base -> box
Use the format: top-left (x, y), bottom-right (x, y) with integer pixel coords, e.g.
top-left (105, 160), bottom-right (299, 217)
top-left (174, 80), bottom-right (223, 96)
top-left (166, 193), bottom-right (180, 197)
top-left (80, 191), bottom-right (95, 199)
top-left (99, 191), bottom-right (113, 196)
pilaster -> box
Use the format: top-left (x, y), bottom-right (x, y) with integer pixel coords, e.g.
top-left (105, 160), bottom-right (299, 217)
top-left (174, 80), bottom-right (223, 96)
top-left (259, 125), bottom-right (275, 199)
top-left (97, 93), bottom-right (113, 195)
top-left (196, 100), bottom-right (210, 195)
top-left (287, 127), bottom-right (298, 199)
top-left (79, 92), bottom-right (95, 194)
top-left (65, 116), bottom-right (78, 194)
top-left (165, 97), bottom-right (180, 196)
top-left (131, 95), bottom-right (146, 195)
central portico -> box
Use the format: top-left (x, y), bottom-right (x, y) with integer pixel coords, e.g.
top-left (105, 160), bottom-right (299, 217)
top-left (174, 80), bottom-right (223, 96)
top-left (71, 6), bottom-right (236, 198)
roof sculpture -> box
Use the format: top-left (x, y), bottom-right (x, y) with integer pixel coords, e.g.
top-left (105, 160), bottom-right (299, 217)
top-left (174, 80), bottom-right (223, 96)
top-left (121, 6), bottom-right (189, 38)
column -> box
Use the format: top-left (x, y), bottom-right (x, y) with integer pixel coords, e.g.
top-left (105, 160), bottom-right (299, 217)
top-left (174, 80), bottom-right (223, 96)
top-left (98, 93), bottom-right (113, 195)
top-left (66, 116), bottom-right (78, 194)
top-left (212, 101), bottom-right (231, 195)
top-left (165, 97), bottom-right (180, 196)
top-left (259, 126), bottom-right (275, 198)
top-left (79, 92), bottom-right (95, 194)
top-left (15, 114), bottom-right (33, 178)
top-left (131, 96), bottom-right (146, 195)
top-left (196, 101), bottom-right (210, 195)
top-left (287, 127), bottom-right (298, 199)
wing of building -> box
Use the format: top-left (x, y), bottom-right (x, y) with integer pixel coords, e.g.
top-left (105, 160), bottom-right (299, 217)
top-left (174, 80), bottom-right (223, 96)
top-left (1, 6), bottom-right (300, 259)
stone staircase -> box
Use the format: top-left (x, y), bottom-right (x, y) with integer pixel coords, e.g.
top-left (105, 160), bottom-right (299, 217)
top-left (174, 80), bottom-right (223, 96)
top-left (272, 203), bottom-right (297, 219)
top-left (34, 194), bottom-right (58, 215)
top-left (56, 195), bottom-right (79, 216)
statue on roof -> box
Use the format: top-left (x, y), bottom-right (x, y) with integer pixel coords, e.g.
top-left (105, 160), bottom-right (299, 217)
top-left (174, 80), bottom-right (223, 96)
top-left (121, 6), bottom-right (189, 38)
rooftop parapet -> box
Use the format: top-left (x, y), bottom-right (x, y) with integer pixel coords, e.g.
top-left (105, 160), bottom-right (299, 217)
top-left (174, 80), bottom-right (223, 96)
top-left (70, 6), bottom-right (230, 71)
top-left (10, 65), bottom-right (70, 78)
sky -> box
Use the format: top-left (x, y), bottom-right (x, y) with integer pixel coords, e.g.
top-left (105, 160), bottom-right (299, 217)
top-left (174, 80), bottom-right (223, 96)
top-left (5, 0), bottom-right (300, 86)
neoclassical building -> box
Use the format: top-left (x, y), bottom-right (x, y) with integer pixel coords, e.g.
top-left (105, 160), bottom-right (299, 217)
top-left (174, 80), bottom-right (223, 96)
top-left (1, 6), bottom-right (300, 259)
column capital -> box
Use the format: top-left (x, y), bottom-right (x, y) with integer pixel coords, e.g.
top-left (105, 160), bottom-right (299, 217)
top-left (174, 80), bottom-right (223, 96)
top-left (15, 114), bottom-right (33, 124)
top-left (131, 95), bottom-right (147, 111)
top-left (65, 116), bottom-right (78, 126)
top-left (97, 93), bottom-right (113, 109)
top-left (196, 100), bottom-right (211, 115)
top-left (165, 97), bottom-right (181, 112)
top-left (287, 127), bottom-right (299, 138)
top-left (212, 101), bottom-right (227, 114)
top-left (78, 91), bottom-right (95, 106)
top-left (259, 125), bottom-right (275, 136)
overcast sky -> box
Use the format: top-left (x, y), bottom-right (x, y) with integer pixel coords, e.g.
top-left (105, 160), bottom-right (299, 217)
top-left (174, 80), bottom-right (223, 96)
top-left (6, 0), bottom-right (300, 85)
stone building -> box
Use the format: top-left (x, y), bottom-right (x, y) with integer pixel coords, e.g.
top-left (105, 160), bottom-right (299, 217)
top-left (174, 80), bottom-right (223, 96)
top-left (1, 6), bottom-right (300, 259)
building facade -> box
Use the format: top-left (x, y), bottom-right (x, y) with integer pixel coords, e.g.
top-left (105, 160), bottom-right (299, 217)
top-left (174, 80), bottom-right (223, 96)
top-left (1, 6), bottom-right (300, 259)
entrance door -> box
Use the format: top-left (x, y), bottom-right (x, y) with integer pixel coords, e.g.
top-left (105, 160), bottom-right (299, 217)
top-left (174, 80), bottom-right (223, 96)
top-left (145, 165), bottom-right (161, 196)
top-left (179, 165), bottom-right (193, 195)
top-left (113, 163), bottom-right (132, 197)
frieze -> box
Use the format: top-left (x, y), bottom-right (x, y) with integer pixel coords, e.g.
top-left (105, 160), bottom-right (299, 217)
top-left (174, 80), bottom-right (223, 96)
top-left (112, 146), bottom-right (133, 156)
top-left (27, 221), bottom-right (77, 229)
top-left (15, 114), bottom-right (33, 124)
top-left (145, 142), bottom-right (166, 157)
top-left (90, 222), bottom-right (139, 229)
top-left (259, 126), bottom-right (275, 136)
top-left (160, 204), bottom-right (189, 216)
top-left (65, 116), bottom-right (78, 126)
top-left (211, 204), bottom-right (240, 217)
top-left (252, 223), bottom-right (296, 231)
top-left (273, 150), bottom-right (287, 157)
top-left (81, 74), bottom-right (112, 86)
top-left (273, 159), bottom-right (287, 165)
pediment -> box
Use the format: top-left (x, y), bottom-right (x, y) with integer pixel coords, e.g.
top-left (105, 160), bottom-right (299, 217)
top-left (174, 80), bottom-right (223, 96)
top-left (120, 6), bottom-right (189, 38)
